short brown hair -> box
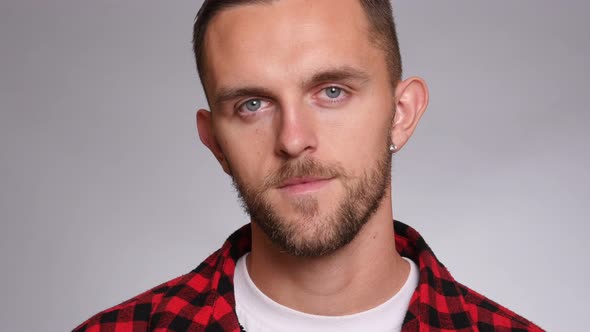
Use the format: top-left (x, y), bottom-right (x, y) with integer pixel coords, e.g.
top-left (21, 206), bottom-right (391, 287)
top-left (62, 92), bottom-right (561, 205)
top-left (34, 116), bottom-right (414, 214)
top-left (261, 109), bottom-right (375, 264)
top-left (192, 0), bottom-right (402, 90)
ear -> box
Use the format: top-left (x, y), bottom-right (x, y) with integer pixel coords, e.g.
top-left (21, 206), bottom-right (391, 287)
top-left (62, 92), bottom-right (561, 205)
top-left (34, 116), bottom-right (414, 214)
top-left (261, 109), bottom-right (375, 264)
top-left (391, 76), bottom-right (429, 151)
top-left (196, 109), bottom-right (231, 175)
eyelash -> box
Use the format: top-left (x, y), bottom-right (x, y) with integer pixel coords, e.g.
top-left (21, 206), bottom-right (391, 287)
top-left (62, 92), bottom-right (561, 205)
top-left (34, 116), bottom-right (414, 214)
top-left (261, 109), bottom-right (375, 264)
top-left (234, 85), bottom-right (351, 117)
top-left (315, 86), bottom-right (349, 106)
top-left (236, 99), bottom-right (271, 117)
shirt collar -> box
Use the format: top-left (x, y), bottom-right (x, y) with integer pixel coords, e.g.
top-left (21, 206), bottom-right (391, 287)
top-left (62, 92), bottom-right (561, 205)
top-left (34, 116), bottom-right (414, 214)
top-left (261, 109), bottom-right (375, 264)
top-left (206, 220), bottom-right (474, 330)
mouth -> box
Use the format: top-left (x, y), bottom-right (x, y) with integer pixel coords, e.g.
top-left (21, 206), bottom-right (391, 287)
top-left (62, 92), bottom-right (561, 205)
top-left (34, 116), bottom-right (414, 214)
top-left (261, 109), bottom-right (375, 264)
top-left (278, 177), bottom-right (334, 194)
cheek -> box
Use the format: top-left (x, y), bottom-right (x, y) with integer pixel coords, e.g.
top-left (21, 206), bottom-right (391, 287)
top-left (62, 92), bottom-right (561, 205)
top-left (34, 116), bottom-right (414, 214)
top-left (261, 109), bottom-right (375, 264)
top-left (321, 101), bottom-right (392, 166)
top-left (217, 122), bottom-right (275, 182)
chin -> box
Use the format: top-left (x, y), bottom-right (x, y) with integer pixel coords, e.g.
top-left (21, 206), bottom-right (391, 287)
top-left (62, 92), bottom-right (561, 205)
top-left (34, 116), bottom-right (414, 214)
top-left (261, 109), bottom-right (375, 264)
top-left (258, 208), bottom-right (360, 258)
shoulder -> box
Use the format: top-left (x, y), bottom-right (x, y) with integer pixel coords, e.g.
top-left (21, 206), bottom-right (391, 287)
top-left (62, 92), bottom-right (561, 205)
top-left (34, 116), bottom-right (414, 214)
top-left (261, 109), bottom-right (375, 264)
top-left (456, 282), bottom-right (545, 331)
top-left (72, 249), bottom-right (224, 332)
top-left (72, 273), bottom-right (187, 331)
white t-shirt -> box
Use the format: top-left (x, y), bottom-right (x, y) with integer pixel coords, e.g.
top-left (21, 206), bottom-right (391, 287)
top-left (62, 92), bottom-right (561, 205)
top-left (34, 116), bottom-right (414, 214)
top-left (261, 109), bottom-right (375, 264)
top-left (234, 253), bottom-right (419, 332)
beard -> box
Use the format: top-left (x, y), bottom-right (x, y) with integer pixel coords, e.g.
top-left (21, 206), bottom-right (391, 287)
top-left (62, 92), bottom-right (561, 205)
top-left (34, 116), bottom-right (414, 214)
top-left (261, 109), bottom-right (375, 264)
top-left (229, 145), bottom-right (392, 257)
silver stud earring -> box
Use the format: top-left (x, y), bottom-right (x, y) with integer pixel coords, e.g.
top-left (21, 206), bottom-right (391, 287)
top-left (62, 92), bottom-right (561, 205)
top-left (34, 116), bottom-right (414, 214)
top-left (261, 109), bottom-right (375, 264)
top-left (389, 144), bottom-right (398, 153)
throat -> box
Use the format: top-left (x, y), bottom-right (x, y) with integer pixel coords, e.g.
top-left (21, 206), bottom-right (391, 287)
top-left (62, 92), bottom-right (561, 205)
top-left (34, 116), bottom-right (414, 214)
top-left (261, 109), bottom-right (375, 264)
top-left (233, 252), bottom-right (419, 332)
top-left (246, 218), bottom-right (409, 316)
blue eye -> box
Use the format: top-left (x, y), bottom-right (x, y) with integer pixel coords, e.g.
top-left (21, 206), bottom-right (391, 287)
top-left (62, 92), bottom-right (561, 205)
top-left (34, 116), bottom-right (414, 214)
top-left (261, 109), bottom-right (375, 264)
top-left (243, 99), bottom-right (262, 112)
top-left (325, 87), bottom-right (342, 99)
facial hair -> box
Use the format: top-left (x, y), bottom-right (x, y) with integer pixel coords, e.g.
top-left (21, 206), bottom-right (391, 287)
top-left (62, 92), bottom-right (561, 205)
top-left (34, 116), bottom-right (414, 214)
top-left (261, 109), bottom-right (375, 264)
top-left (229, 145), bottom-right (392, 257)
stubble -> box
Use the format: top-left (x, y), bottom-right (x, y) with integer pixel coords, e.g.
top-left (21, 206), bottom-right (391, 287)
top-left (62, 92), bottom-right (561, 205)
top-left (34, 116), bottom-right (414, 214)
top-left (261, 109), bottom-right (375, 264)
top-left (229, 144), bottom-right (392, 257)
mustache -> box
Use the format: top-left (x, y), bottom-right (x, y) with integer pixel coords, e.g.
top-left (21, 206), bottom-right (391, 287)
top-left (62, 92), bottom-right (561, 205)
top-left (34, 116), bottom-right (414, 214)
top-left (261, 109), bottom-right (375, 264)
top-left (263, 158), bottom-right (347, 189)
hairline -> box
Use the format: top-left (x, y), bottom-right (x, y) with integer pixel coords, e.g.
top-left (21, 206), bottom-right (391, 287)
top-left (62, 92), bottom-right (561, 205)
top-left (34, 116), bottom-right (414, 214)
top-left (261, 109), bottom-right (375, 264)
top-left (194, 0), bottom-right (401, 104)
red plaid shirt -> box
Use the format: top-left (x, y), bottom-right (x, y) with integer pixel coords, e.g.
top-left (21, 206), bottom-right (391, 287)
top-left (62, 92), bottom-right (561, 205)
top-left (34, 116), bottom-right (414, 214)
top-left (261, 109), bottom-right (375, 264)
top-left (73, 221), bottom-right (544, 331)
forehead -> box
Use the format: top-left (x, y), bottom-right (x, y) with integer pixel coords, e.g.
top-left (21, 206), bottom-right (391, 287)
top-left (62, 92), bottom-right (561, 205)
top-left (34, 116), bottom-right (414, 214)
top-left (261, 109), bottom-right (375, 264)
top-left (203, 0), bottom-right (382, 94)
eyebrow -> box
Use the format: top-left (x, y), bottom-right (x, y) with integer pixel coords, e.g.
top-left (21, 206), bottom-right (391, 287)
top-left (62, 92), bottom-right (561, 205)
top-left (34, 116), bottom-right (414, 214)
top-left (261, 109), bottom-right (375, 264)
top-left (302, 66), bottom-right (371, 89)
top-left (213, 86), bottom-right (276, 107)
top-left (212, 66), bottom-right (371, 106)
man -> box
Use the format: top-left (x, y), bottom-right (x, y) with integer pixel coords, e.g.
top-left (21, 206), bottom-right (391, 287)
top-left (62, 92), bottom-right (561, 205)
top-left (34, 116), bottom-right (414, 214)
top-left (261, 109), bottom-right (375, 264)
top-left (74, 0), bottom-right (543, 331)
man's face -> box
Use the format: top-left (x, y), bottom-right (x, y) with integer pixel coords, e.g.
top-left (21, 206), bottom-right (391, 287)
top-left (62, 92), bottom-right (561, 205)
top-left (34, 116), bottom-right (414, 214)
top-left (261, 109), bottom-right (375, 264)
top-left (202, 0), bottom-right (396, 256)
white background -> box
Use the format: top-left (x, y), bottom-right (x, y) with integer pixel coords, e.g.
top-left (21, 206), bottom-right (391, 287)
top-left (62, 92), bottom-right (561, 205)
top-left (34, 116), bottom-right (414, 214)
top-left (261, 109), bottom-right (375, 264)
top-left (1, 1), bottom-right (588, 331)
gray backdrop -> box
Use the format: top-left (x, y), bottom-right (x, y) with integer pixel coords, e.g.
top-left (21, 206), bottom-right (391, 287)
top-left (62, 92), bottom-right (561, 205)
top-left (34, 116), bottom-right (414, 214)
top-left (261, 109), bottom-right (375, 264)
top-left (1, 0), bottom-right (588, 331)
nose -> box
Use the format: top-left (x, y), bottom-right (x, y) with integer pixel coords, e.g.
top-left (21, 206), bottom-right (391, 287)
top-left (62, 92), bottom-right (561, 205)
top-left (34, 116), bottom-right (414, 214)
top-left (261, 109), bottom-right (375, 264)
top-left (275, 102), bottom-right (318, 158)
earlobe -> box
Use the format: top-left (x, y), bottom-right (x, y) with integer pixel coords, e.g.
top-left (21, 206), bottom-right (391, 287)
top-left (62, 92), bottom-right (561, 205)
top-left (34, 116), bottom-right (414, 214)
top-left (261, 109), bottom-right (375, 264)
top-left (390, 77), bottom-right (429, 151)
top-left (196, 109), bottom-right (231, 175)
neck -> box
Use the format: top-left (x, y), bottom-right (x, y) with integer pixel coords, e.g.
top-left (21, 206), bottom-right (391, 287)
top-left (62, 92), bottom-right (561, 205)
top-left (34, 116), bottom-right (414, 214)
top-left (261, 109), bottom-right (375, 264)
top-left (247, 192), bottom-right (409, 316)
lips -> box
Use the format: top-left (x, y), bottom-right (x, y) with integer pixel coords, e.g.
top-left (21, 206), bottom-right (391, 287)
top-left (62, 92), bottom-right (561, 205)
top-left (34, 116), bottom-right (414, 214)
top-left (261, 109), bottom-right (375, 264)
top-left (278, 177), bottom-right (330, 188)
top-left (277, 176), bottom-right (334, 194)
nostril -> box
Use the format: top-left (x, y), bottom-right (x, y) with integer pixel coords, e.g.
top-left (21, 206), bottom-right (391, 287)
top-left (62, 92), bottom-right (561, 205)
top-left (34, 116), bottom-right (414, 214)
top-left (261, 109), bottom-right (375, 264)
top-left (275, 107), bottom-right (318, 157)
